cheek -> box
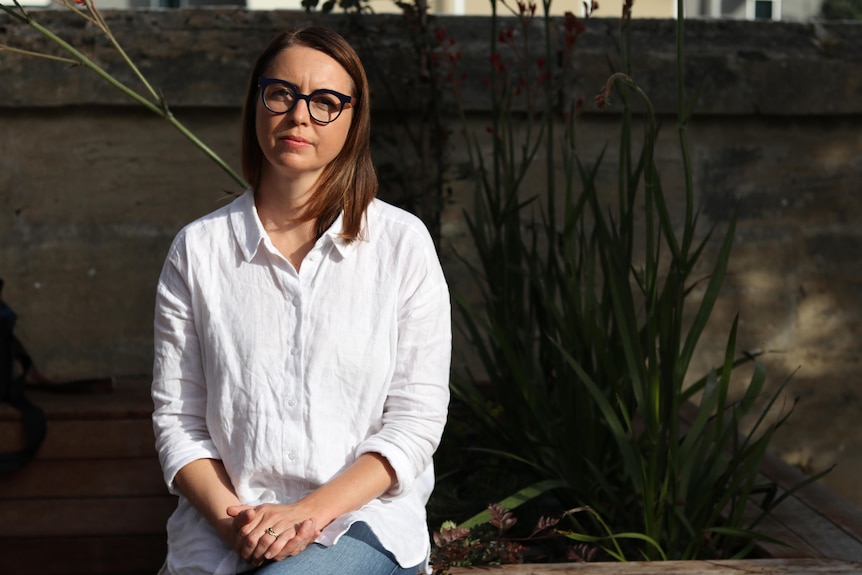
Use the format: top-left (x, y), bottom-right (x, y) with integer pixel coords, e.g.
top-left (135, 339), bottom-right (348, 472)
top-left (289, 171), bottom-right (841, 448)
top-left (330, 117), bottom-right (353, 156)
top-left (255, 98), bottom-right (286, 141)
top-left (333, 128), bottom-right (350, 156)
top-left (255, 108), bottom-right (274, 144)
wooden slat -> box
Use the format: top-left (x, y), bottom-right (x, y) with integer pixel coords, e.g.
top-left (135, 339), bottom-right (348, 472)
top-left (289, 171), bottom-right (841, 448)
top-left (0, 378), bottom-right (157, 458)
top-left (0, 496), bottom-right (177, 538)
top-left (760, 451), bottom-right (862, 546)
top-left (0, 418), bottom-right (157, 459)
top-left (0, 535), bottom-right (166, 575)
top-left (754, 488), bottom-right (862, 563)
top-left (0, 377), bottom-right (152, 422)
top-left (0, 458), bottom-right (167, 499)
top-left (448, 558), bottom-right (862, 574)
top-left (740, 499), bottom-right (819, 559)
top-left (38, 418), bottom-right (155, 459)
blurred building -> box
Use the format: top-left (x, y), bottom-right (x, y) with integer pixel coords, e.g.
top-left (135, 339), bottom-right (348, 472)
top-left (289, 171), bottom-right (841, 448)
top-left (17, 0), bottom-right (825, 26)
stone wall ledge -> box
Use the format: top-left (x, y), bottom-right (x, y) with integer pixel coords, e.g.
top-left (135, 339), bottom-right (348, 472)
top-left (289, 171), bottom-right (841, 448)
top-left (0, 9), bottom-right (860, 115)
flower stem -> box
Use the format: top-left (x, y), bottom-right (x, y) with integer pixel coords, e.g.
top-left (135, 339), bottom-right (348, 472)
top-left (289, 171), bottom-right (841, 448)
top-left (163, 111), bottom-right (248, 189)
top-left (83, 0), bottom-right (163, 104)
top-left (0, 44), bottom-right (79, 64)
top-left (22, 15), bottom-right (247, 189)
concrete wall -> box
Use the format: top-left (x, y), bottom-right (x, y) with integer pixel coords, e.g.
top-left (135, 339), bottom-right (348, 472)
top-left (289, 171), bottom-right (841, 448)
top-left (2, 10), bottom-right (862, 502)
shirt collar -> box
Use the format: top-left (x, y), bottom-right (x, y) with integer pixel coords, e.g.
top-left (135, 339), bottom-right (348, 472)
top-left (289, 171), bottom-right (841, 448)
top-left (229, 189), bottom-right (368, 263)
top-left (323, 207), bottom-right (368, 260)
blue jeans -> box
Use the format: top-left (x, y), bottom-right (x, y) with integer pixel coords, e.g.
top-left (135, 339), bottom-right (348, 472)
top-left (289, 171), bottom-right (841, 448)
top-left (249, 522), bottom-right (421, 575)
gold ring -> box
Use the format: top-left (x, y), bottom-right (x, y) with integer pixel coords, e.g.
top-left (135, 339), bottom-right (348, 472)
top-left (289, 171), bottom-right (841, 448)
top-left (266, 527), bottom-right (280, 539)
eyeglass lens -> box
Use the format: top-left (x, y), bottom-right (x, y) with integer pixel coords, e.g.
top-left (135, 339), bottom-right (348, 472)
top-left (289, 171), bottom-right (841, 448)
top-left (262, 82), bottom-right (346, 124)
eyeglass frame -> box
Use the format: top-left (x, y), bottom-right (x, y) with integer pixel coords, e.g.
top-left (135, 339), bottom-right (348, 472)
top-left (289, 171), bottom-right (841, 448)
top-left (258, 77), bottom-right (353, 125)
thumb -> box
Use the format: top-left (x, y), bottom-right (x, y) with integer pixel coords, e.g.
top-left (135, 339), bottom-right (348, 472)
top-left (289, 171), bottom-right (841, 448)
top-left (226, 505), bottom-right (253, 519)
top-left (297, 517), bottom-right (319, 539)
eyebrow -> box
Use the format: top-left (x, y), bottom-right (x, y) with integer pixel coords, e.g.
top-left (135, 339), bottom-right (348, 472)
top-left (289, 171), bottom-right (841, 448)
top-left (264, 77), bottom-right (353, 96)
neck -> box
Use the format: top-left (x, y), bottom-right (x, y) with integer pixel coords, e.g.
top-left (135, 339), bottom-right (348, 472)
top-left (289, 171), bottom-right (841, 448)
top-left (255, 169), bottom-right (318, 226)
top-left (254, 184), bottom-right (318, 271)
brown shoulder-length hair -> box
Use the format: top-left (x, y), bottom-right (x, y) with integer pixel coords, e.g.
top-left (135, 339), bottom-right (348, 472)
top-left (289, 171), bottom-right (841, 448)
top-left (240, 26), bottom-right (377, 242)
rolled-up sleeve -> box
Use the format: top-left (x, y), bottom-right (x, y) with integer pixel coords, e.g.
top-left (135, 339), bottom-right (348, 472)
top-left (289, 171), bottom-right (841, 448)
top-left (355, 230), bottom-right (452, 498)
top-left (151, 237), bottom-right (220, 494)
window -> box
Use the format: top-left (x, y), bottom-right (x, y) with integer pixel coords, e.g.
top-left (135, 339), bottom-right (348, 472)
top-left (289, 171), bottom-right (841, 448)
top-left (754, 0), bottom-right (773, 17)
top-left (748, 0), bottom-right (780, 19)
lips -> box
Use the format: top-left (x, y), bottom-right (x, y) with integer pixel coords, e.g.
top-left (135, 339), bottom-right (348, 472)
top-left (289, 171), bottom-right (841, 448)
top-left (280, 134), bottom-right (311, 146)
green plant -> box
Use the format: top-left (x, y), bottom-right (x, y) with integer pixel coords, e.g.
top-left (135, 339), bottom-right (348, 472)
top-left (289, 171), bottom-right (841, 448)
top-left (0, 0), bottom-right (246, 189)
top-left (440, 0), bottom-right (826, 562)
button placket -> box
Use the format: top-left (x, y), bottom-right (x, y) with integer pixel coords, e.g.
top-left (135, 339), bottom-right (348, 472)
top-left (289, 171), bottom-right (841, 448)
top-left (276, 264), bottom-right (304, 472)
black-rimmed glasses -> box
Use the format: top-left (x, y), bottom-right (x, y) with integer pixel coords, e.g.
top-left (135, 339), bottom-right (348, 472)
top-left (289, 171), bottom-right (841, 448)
top-left (259, 77), bottom-right (353, 125)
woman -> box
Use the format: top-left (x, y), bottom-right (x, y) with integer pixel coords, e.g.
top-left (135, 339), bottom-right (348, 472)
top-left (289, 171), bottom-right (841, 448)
top-left (152, 26), bottom-right (451, 575)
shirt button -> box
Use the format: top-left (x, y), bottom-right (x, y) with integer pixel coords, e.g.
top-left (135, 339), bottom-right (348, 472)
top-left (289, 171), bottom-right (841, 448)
top-left (288, 398), bottom-right (297, 407)
top-left (288, 451), bottom-right (297, 461)
top-left (290, 348), bottom-right (298, 356)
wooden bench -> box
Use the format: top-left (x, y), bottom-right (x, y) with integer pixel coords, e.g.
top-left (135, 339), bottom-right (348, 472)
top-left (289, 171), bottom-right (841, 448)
top-left (0, 377), bottom-right (174, 575)
top-left (448, 558), bottom-right (862, 573)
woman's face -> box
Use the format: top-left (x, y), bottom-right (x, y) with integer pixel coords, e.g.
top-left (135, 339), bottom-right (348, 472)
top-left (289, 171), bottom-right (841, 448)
top-left (255, 45), bottom-right (354, 187)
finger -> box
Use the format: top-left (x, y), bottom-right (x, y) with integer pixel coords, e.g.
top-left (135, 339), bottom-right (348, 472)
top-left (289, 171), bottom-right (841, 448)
top-left (278, 518), bottom-right (318, 559)
top-left (230, 506), bottom-right (257, 547)
top-left (252, 524), bottom-right (291, 565)
top-left (226, 505), bottom-right (252, 518)
top-left (236, 509), bottom-right (268, 560)
top-left (237, 508), bottom-right (262, 537)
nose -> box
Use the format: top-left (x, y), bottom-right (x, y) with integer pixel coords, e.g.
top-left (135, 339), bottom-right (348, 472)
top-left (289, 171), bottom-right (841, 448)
top-left (285, 98), bottom-right (311, 124)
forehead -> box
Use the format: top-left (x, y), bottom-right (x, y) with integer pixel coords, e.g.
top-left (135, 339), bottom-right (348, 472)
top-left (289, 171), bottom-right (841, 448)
top-left (265, 45), bottom-right (353, 93)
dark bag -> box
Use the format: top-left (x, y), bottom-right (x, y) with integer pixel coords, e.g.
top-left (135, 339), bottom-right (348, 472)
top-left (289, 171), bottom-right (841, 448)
top-left (0, 279), bottom-right (47, 474)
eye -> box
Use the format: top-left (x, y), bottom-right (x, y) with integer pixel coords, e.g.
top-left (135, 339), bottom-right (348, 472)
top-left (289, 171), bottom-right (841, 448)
top-left (265, 83), bottom-right (295, 102)
top-left (309, 93), bottom-right (342, 112)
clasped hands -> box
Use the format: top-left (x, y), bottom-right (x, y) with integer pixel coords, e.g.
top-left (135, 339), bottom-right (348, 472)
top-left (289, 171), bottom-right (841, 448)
top-left (226, 503), bottom-right (321, 567)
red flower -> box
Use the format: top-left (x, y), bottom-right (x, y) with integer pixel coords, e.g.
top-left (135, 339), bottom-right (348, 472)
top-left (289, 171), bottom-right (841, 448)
top-left (595, 92), bottom-right (608, 109)
top-left (564, 12), bottom-right (586, 51)
top-left (489, 52), bottom-right (505, 73)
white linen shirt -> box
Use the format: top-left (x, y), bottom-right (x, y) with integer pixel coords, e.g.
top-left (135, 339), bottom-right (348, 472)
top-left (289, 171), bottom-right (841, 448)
top-left (151, 189), bottom-right (451, 575)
